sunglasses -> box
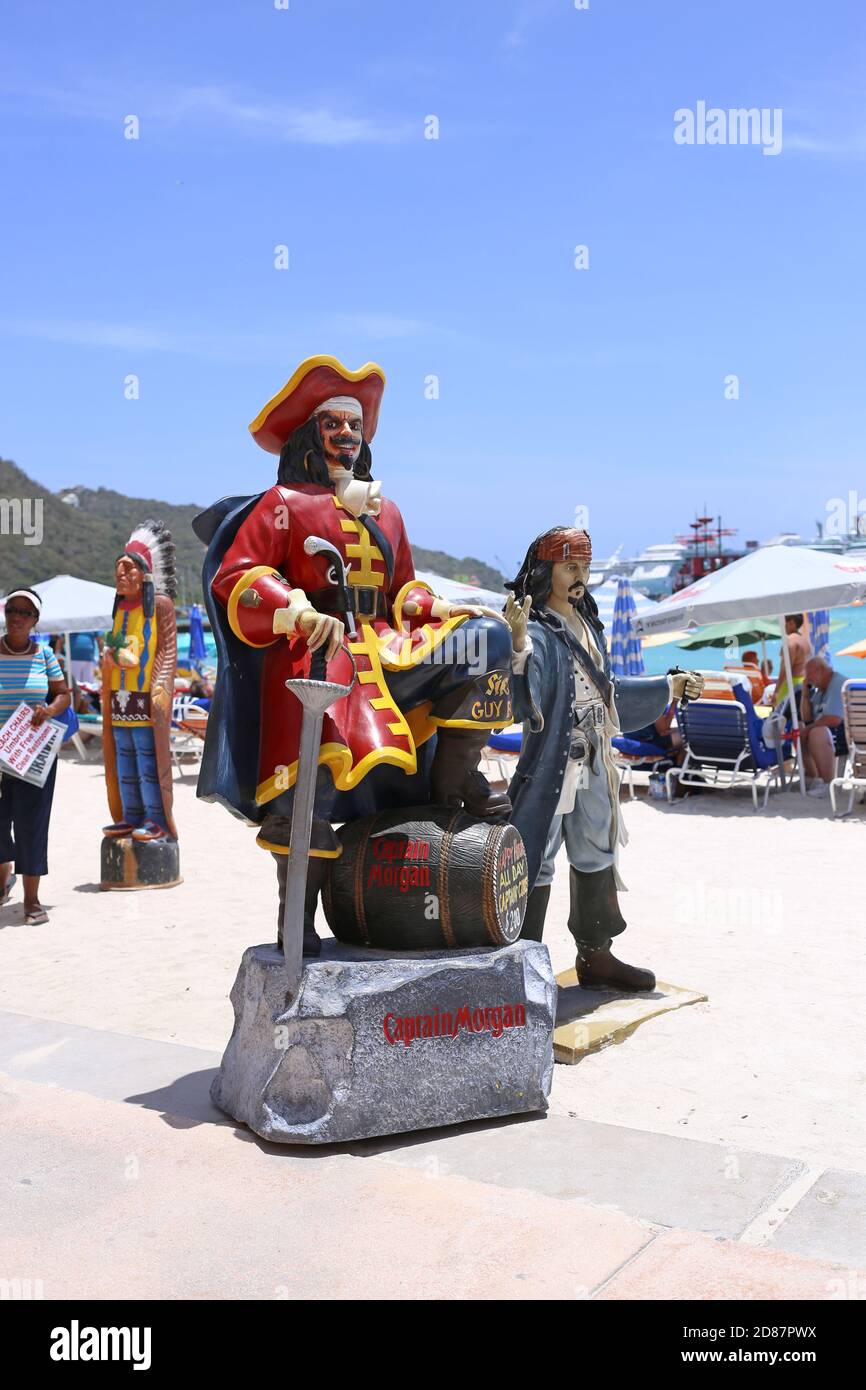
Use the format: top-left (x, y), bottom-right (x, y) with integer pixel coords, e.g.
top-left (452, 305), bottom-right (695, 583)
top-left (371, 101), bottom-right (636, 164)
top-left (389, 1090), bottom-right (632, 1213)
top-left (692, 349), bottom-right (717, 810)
top-left (4, 605), bottom-right (38, 618)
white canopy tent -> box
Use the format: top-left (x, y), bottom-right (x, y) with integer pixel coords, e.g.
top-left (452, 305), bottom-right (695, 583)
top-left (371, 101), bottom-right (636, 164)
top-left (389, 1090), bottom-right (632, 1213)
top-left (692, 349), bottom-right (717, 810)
top-left (414, 569), bottom-right (506, 609)
top-left (0, 574), bottom-right (117, 635)
top-left (634, 546), bottom-right (866, 793)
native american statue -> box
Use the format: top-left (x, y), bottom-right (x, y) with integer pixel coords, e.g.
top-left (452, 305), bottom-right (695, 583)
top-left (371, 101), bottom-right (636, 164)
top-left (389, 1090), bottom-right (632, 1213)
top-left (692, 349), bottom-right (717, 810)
top-left (195, 354), bottom-right (515, 956)
top-left (101, 520), bottom-right (179, 886)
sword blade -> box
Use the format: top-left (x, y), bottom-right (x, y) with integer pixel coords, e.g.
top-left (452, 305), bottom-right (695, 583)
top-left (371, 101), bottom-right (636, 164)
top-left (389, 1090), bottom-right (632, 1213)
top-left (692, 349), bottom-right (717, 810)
top-left (282, 703), bottom-right (325, 997)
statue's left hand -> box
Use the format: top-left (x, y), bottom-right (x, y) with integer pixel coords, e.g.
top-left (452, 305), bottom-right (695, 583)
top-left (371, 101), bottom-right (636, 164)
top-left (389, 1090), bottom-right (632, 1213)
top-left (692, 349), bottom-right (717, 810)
top-left (670, 670), bottom-right (704, 702)
top-left (152, 684), bottom-right (170, 713)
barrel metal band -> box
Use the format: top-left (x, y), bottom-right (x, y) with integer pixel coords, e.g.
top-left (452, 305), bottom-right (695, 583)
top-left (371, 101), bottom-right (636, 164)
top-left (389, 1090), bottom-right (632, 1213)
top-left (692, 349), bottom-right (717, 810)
top-left (437, 811), bottom-right (462, 950)
top-left (481, 823), bottom-right (504, 946)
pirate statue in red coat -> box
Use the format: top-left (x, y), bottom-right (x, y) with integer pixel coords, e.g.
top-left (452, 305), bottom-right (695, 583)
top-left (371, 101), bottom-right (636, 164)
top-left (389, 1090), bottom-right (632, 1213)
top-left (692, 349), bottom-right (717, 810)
top-left (194, 355), bottom-right (514, 954)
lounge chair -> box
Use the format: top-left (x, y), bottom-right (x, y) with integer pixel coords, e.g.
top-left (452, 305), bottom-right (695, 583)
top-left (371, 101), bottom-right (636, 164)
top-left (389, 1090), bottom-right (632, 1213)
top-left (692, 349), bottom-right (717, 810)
top-left (611, 734), bottom-right (672, 799)
top-left (666, 682), bottom-right (787, 810)
top-left (484, 726), bottom-right (522, 786)
top-left (170, 695), bottom-right (209, 769)
top-left (830, 680), bottom-right (866, 816)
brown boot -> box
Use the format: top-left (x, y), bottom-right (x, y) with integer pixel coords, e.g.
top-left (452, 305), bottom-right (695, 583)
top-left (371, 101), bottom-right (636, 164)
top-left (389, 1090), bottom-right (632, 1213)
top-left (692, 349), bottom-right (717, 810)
top-left (576, 943), bottom-right (656, 993)
top-left (429, 727), bottom-right (511, 820)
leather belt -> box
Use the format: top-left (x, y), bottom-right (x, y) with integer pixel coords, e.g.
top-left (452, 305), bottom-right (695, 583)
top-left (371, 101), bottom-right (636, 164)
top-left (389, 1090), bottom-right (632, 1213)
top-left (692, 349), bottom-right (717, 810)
top-left (572, 701), bottom-right (606, 731)
top-left (308, 585), bottom-right (389, 620)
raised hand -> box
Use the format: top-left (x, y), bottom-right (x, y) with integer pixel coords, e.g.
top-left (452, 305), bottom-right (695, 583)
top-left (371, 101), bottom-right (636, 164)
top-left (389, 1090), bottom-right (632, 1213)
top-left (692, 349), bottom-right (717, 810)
top-left (503, 594), bottom-right (531, 652)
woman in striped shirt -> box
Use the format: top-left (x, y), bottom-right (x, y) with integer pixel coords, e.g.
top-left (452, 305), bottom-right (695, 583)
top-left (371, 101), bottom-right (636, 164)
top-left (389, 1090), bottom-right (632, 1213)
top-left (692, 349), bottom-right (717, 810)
top-left (0, 587), bottom-right (71, 925)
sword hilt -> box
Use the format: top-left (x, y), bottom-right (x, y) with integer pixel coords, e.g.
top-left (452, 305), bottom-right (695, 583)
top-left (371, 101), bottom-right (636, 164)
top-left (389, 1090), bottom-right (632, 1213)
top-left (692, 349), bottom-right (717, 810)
top-left (310, 647), bottom-right (327, 683)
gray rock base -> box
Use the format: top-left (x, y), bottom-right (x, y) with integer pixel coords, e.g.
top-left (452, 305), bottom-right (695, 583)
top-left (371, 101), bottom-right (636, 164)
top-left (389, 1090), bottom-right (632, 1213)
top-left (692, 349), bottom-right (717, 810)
top-left (211, 940), bottom-right (556, 1144)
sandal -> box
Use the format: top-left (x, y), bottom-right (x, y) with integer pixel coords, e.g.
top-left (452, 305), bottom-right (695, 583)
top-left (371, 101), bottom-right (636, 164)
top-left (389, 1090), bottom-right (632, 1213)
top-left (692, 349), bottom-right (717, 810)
top-left (24, 906), bottom-right (49, 926)
top-left (0, 872), bottom-right (17, 907)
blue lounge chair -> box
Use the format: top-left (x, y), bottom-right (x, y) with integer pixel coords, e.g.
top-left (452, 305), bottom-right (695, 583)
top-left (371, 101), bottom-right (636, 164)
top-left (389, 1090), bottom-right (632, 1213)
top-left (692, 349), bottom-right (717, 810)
top-left (611, 734), bottom-right (672, 798)
top-left (666, 682), bottom-right (787, 811)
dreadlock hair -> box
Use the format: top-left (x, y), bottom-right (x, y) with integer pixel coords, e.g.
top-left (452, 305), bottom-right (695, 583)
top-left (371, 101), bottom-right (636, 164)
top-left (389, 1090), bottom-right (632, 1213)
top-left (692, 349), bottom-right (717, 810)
top-left (277, 416), bottom-right (374, 487)
top-left (506, 525), bottom-right (602, 635)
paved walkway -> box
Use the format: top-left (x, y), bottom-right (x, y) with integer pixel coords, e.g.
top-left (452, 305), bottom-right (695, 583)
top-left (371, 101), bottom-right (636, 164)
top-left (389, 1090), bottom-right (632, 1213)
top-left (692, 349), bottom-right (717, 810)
top-left (1, 1006), bottom-right (863, 1300)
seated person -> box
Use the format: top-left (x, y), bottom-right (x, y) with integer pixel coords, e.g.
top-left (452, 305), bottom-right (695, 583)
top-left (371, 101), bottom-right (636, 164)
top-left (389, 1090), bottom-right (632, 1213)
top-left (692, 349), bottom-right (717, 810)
top-left (800, 657), bottom-right (847, 798)
top-left (725, 653), bottom-right (765, 704)
top-left (188, 675), bottom-right (214, 707)
top-left (742, 650), bottom-right (768, 692)
top-left (625, 703), bottom-right (682, 760)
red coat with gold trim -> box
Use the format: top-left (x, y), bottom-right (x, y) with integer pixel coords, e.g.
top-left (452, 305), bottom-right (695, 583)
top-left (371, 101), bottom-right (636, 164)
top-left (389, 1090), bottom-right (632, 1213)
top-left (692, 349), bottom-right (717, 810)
top-left (211, 482), bottom-right (476, 809)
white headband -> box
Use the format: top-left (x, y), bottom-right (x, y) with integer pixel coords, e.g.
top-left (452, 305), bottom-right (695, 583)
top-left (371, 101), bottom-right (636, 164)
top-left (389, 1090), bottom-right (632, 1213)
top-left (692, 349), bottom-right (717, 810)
top-left (313, 396), bottom-right (363, 419)
top-left (4, 587), bottom-right (42, 615)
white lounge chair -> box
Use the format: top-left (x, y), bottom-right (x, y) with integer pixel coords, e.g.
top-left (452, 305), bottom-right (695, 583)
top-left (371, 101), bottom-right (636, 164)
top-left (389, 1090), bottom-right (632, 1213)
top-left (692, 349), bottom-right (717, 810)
top-left (830, 680), bottom-right (866, 816)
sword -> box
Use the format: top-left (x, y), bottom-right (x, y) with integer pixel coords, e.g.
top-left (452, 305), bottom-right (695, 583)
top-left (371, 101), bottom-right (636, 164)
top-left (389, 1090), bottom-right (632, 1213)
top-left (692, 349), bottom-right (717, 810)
top-left (281, 541), bottom-right (356, 997)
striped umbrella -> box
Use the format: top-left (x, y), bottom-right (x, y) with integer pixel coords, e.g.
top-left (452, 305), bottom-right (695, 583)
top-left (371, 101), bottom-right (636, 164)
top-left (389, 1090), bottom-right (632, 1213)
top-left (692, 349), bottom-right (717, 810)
top-left (187, 604), bottom-right (208, 667)
top-left (808, 609), bottom-right (831, 661)
top-left (610, 577), bottom-right (645, 676)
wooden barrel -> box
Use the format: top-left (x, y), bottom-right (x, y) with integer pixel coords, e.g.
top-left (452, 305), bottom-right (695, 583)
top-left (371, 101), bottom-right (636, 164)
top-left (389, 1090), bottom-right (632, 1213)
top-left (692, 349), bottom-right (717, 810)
top-left (323, 807), bottom-right (529, 950)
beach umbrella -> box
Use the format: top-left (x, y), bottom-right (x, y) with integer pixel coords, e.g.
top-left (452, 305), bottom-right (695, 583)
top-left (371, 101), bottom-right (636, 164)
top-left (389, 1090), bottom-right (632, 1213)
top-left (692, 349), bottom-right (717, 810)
top-left (590, 577), bottom-right (656, 630)
top-left (675, 616), bottom-right (783, 652)
top-left (187, 603), bottom-right (208, 666)
top-left (836, 638), bottom-right (866, 659)
top-left (609, 577), bottom-right (645, 676)
top-left (807, 609), bottom-right (831, 661)
top-left (633, 546), bottom-right (866, 793)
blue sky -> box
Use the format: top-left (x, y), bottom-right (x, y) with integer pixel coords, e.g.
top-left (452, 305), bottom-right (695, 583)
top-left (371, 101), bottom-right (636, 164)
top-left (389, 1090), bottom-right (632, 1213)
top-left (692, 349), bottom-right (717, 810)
top-left (2, 0), bottom-right (865, 576)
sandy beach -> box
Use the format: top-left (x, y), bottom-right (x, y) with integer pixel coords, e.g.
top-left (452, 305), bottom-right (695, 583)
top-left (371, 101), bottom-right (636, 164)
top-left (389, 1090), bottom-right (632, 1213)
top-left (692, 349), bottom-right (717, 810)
top-left (2, 748), bottom-right (864, 1300)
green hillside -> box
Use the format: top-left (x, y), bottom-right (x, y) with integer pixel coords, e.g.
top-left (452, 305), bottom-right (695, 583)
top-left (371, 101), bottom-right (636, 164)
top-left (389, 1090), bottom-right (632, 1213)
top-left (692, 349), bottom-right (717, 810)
top-left (0, 457), bottom-right (506, 600)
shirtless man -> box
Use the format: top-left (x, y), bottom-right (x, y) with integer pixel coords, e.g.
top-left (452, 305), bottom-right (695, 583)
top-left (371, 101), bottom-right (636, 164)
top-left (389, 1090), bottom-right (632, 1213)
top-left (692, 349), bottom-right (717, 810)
top-left (772, 613), bottom-right (811, 715)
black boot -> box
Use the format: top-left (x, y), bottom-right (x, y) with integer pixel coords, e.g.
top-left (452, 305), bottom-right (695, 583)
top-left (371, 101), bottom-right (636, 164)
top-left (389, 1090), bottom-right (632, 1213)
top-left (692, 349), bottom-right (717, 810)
top-left (520, 884), bottom-right (551, 942)
top-left (569, 866), bottom-right (655, 992)
top-left (429, 727), bottom-right (511, 820)
top-left (274, 853), bottom-right (325, 957)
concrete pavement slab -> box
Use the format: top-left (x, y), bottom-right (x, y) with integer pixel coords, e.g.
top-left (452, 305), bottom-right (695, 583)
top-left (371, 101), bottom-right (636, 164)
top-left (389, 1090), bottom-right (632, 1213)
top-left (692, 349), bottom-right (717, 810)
top-left (598, 1227), bottom-right (864, 1301)
top-left (770, 1169), bottom-right (866, 1268)
top-left (350, 1113), bottom-right (803, 1237)
top-left (0, 1009), bottom-right (223, 1123)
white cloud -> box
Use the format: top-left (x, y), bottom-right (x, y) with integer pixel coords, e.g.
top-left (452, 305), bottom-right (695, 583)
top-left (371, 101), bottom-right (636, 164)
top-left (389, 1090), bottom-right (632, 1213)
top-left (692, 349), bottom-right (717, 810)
top-left (2, 80), bottom-right (414, 146)
top-left (785, 129), bottom-right (866, 160)
top-left (0, 313), bottom-right (433, 363)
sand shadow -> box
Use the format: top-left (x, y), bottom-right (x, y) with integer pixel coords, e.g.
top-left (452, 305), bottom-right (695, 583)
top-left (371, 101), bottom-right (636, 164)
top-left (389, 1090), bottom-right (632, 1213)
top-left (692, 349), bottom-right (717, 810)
top-left (126, 1068), bottom-right (228, 1130)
